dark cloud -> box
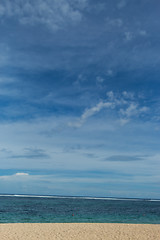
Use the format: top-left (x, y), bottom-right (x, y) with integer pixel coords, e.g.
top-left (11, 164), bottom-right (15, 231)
top-left (10, 148), bottom-right (50, 159)
top-left (104, 155), bottom-right (146, 162)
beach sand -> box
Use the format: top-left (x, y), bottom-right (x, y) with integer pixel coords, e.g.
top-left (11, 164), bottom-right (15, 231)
top-left (0, 223), bottom-right (160, 240)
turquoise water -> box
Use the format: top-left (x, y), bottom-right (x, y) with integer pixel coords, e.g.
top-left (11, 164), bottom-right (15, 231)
top-left (0, 195), bottom-right (160, 223)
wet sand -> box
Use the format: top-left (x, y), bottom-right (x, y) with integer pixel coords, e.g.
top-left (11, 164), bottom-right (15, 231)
top-left (0, 223), bottom-right (160, 240)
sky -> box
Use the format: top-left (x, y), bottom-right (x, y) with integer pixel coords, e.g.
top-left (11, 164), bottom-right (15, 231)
top-left (0, 0), bottom-right (160, 199)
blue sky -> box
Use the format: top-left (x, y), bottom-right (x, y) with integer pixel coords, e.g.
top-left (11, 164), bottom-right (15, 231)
top-left (0, 0), bottom-right (160, 198)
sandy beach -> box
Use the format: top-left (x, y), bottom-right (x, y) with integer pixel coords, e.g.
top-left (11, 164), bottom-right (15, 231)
top-left (0, 223), bottom-right (159, 240)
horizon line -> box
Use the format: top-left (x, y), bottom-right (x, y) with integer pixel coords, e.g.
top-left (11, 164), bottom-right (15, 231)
top-left (0, 193), bottom-right (159, 201)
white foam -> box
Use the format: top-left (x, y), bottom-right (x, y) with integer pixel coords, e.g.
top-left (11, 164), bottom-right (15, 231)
top-left (0, 194), bottom-right (159, 201)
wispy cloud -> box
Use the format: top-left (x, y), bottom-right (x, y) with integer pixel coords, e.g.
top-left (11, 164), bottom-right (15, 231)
top-left (0, 0), bottom-right (87, 30)
top-left (0, 172), bottom-right (29, 180)
top-left (68, 101), bottom-right (114, 127)
top-left (96, 76), bottom-right (104, 83)
top-left (69, 91), bottom-right (149, 127)
top-left (124, 31), bottom-right (133, 41)
top-left (10, 148), bottom-right (50, 159)
top-left (117, 0), bottom-right (127, 9)
top-left (138, 30), bottom-right (147, 36)
top-left (106, 18), bottom-right (123, 28)
top-left (0, 43), bottom-right (10, 67)
top-left (119, 103), bottom-right (148, 120)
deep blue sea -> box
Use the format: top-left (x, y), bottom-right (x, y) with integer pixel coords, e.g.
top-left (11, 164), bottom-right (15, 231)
top-left (0, 195), bottom-right (160, 224)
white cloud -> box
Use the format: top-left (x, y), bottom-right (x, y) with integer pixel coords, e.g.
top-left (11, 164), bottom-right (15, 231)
top-left (69, 91), bottom-right (149, 127)
top-left (15, 172), bottom-right (29, 176)
top-left (0, 173), bottom-right (29, 180)
top-left (139, 30), bottom-right (147, 36)
top-left (106, 91), bottom-right (114, 100)
top-left (106, 18), bottom-right (123, 27)
top-left (124, 31), bottom-right (133, 41)
top-left (120, 103), bottom-right (138, 118)
top-left (117, 0), bottom-right (126, 9)
top-left (82, 102), bottom-right (113, 119)
top-left (124, 30), bottom-right (147, 43)
top-left (0, 0), bottom-right (88, 30)
top-left (68, 101), bottom-right (114, 127)
top-left (107, 70), bottom-right (113, 76)
top-left (120, 103), bottom-right (149, 120)
top-left (122, 91), bottom-right (134, 99)
top-left (96, 76), bottom-right (104, 83)
top-left (119, 118), bottom-right (129, 126)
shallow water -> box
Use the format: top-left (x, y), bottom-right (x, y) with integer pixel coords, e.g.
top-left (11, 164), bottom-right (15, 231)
top-left (0, 195), bottom-right (160, 223)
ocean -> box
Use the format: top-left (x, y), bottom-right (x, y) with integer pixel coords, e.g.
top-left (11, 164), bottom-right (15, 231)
top-left (0, 195), bottom-right (160, 224)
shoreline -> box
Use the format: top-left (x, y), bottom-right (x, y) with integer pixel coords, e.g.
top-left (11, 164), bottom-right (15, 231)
top-left (0, 223), bottom-right (160, 239)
